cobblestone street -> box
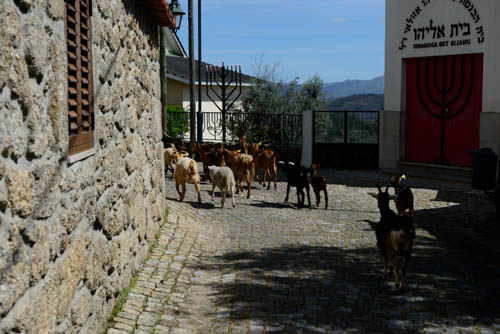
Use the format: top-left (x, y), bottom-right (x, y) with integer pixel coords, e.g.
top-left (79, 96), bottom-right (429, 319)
top-left (108, 168), bottom-right (500, 334)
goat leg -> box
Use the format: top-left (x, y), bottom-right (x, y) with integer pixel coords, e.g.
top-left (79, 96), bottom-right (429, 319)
top-left (265, 168), bottom-right (271, 190)
top-left (383, 260), bottom-right (389, 280)
top-left (246, 172), bottom-right (251, 199)
top-left (297, 187), bottom-right (303, 208)
top-left (180, 183), bottom-right (186, 201)
top-left (323, 188), bottom-right (328, 210)
top-left (195, 183), bottom-right (201, 203)
top-left (273, 165), bottom-right (278, 190)
top-left (285, 184), bottom-right (291, 202)
top-left (394, 263), bottom-right (401, 289)
top-left (176, 181), bottom-right (182, 197)
top-left (314, 189), bottom-right (321, 207)
top-left (305, 184), bottom-right (312, 209)
top-left (211, 183), bottom-right (216, 202)
top-left (221, 192), bottom-right (225, 208)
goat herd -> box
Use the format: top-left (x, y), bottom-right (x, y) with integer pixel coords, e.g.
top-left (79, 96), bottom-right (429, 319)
top-left (164, 140), bottom-right (416, 291)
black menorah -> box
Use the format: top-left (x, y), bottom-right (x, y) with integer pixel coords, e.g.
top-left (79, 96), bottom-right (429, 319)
top-left (206, 62), bottom-right (242, 143)
top-left (416, 54), bottom-right (475, 165)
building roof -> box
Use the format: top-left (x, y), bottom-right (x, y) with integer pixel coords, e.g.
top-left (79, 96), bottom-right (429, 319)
top-left (166, 56), bottom-right (255, 85)
top-left (165, 30), bottom-right (187, 58)
top-left (143, 0), bottom-right (176, 28)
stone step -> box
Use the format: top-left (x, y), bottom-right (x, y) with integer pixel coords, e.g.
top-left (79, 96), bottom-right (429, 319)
top-left (384, 161), bottom-right (473, 184)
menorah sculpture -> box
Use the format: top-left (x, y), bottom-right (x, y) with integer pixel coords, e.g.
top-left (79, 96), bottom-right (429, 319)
top-left (416, 54), bottom-right (474, 165)
top-left (206, 62), bottom-right (242, 143)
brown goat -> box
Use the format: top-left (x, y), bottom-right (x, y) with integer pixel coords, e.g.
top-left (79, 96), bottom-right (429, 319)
top-left (222, 148), bottom-right (255, 198)
top-left (250, 142), bottom-right (277, 190)
top-left (310, 164), bottom-right (328, 209)
top-left (164, 145), bottom-right (189, 179)
top-left (390, 174), bottom-right (415, 218)
top-left (193, 142), bottom-right (225, 181)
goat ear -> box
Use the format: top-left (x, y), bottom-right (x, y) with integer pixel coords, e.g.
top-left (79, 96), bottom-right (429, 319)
top-left (390, 176), bottom-right (395, 183)
top-left (376, 184), bottom-right (382, 193)
top-left (237, 149), bottom-right (241, 153)
top-left (385, 186), bottom-right (389, 193)
top-left (289, 162), bottom-right (295, 166)
top-left (401, 174), bottom-right (406, 180)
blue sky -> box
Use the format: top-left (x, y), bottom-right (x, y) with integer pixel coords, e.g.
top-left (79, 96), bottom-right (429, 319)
top-left (175, 0), bottom-right (385, 83)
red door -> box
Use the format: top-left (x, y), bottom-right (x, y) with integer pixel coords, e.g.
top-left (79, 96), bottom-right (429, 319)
top-left (405, 53), bottom-right (483, 167)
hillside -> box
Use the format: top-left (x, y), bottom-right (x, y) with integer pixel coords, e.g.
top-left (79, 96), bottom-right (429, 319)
top-left (327, 93), bottom-right (384, 111)
top-left (322, 76), bottom-right (384, 99)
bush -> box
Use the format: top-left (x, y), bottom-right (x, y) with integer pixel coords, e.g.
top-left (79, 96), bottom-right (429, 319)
top-left (166, 105), bottom-right (189, 138)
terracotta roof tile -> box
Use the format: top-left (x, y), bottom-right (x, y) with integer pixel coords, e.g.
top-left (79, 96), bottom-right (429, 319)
top-left (143, 0), bottom-right (176, 28)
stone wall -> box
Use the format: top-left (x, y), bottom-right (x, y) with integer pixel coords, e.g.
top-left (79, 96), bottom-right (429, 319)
top-left (0, 0), bottom-right (165, 333)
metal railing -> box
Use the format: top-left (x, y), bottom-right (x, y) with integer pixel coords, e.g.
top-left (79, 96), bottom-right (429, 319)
top-left (166, 111), bottom-right (303, 146)
top-left (313, 111), bottom-right (379, 144)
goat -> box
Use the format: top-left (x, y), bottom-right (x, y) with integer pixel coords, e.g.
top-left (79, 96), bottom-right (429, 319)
top-left (222, 148), bottom-right (255, 198)
top-left (369, 185), bottom-right (415, 290)
top-left (250, 142), bottom-right (277, 190)
top-left (164, 144), bottom-right (188, 179)
top-left (193, 142), bottom-right (225, 181)
top-left (173, 157), bottom-right (201, 203)
top-left (208, 166), bottom-right (236, 208)
top-left (310, 163), bottom-right (328, 209)
top-left (390, 174), bottom-right (415, 218)
top-left (278, 161), bottom-right (311, 209)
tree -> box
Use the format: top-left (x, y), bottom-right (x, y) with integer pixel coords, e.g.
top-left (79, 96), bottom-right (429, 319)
top-left (240, 63), bottom-right (326, 115)
top-left (166, 105), bottom-right (189, 138)
top-left (229, 62), bottom-right (325, 144)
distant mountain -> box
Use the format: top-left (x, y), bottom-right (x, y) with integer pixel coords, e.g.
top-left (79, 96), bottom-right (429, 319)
top-left (322, 76), bottom-right (384, 99)
top-left (327, 93), bottom-right (384, 111)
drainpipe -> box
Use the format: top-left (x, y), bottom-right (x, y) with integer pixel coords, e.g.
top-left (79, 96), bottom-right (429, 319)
top-left (160, 26), bottom-right (168, 137)
top-left (188, 0), bottom-right (196, 149)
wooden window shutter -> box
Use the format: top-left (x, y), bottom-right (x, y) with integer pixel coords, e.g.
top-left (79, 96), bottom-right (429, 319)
top-left (65, 0), bottom-right (94, 156)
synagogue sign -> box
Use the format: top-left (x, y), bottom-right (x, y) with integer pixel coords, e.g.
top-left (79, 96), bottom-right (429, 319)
top-left (398, 0), bottom-right (485, 51)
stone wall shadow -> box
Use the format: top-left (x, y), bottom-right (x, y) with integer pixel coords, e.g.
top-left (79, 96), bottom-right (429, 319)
top-left (191, 238), bottom-right (499, 332)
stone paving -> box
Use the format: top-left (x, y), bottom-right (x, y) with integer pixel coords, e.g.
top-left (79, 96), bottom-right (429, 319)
top-left (108, 167), bottom-right (500, 334)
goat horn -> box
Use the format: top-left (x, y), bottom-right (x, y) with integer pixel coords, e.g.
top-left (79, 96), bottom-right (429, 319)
top-left (385, 186), bottom-right (389, 193)
top-left (376, 184), bottom-right (382, 193)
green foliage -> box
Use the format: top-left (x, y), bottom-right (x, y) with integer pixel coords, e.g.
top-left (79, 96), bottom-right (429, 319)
top-left (327, 93), bottom-right (384, 111)
top-left (241, 66), bottom-right (326, 115)
top-left (166, 105), bottom-right (189, 138)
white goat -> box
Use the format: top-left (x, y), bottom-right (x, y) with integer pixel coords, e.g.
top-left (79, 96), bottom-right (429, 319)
top-left (208, 166), bottom-right (236, 208)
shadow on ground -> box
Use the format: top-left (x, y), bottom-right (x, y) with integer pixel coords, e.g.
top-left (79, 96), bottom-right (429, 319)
top-left (200, 240), bottom-right (499, 332)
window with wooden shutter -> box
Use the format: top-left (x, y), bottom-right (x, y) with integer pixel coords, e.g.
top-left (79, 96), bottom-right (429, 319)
top-left (65, 0), bottom-right (94, 157)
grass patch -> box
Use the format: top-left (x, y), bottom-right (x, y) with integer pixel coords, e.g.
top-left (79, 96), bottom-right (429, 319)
top-left (103, 205), bottom-right (170, 333)
top-left (103, 272), bottom-right (139, 333)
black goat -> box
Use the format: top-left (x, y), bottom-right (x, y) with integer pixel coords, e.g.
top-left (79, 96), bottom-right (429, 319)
top-left (278, 161), bottom-right (311, 209)
top-left (390, 174), bottom-right (415, 217)
top-left (369, 185), bottom-right (415, 290)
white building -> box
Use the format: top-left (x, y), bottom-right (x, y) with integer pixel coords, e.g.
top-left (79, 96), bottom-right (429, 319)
top-left (163, 30), bottom-right (253, 141)
top-left (382, 0), bottom-right (500, 179)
